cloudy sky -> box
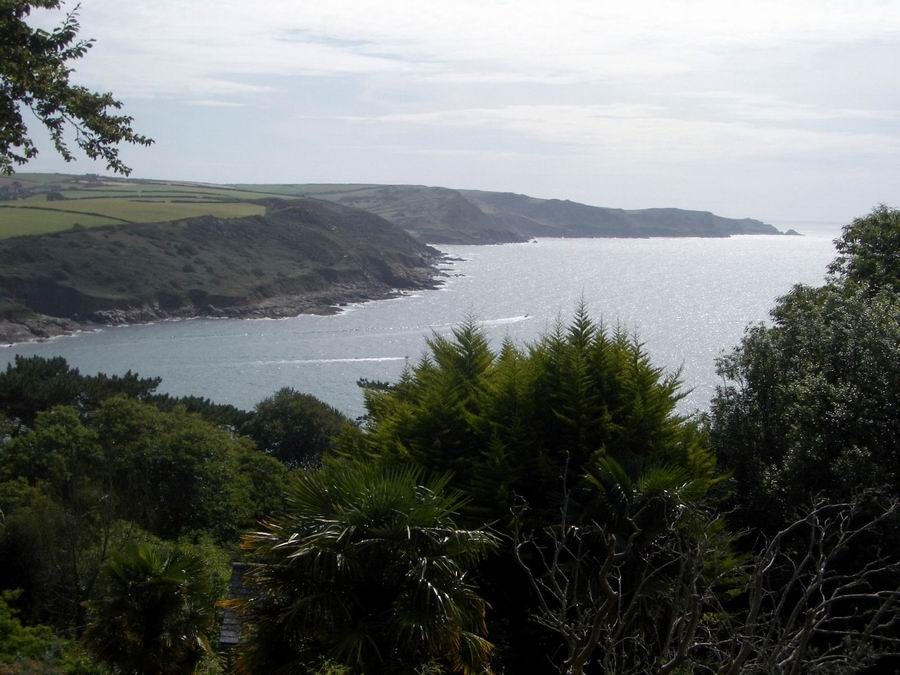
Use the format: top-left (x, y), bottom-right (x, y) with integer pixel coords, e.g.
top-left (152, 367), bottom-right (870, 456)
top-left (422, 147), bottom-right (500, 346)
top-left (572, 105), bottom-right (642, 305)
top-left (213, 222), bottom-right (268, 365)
top-left (25, 0), bottom-right (900, 223)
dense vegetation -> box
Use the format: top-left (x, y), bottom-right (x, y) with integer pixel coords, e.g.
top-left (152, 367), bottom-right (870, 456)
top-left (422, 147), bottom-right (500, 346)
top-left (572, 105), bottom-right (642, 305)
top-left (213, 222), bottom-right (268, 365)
top-left (0, 205), bottom-right (897, 673)
top-left (0, 356), bottom-right (358, 673)
top-left (712, 205), bottom-right (900, 527)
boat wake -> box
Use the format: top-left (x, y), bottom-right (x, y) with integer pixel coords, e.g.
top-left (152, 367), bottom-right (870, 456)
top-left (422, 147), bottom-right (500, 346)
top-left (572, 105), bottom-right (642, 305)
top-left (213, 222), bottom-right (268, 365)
top-left (235, 356), bottom-right (407, 366)
top-left (480, 315), bottom-right (532, 326)
top-left (426, 315), bottom-right (532, 330)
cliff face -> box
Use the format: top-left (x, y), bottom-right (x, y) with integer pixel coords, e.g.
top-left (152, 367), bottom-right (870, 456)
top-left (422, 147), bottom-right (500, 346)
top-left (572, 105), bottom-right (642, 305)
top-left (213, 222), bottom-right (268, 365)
top-left (242, 184), bottom-right (782, 244)
top-left (0, 199), bottom-right (441, 343)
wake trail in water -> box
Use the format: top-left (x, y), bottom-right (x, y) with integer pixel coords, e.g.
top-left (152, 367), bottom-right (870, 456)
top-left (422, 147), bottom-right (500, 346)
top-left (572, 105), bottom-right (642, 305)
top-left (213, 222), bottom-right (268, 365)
top-left (482, 315), bottom-right (533, 326)
top-left (234, 356), bottom-right (408, 366)
top-left (427, 315), bottom-right (533, 329)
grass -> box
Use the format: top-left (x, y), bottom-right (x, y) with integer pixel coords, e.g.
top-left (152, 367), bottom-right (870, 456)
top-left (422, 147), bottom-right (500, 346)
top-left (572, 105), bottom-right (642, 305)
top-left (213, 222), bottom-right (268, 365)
top-left (0, 207), bottom-right (123, 237)
top-left (0, 174), bottom-right (293, 238)
top-left (67, 181), bottom-right (291, 201)
top-left (0, 198), bottom-right (266, 238)
top-left (0, 174), bottom-right (395, 241)
top-left (234, 183), bottom-right (384, 198)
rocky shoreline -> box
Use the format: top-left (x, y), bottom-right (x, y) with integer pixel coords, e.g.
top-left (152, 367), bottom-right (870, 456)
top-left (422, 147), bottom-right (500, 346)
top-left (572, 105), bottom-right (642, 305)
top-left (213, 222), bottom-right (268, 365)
top-left (0, 273), bottom-right (443, 346)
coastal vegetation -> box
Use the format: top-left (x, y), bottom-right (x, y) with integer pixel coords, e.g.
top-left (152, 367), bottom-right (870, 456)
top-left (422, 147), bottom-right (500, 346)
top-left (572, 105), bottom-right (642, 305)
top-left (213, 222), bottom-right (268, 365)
top-left (1, 3), bottom-right (896, 671)
top-left (0, 206), bottom-right (897, 673)
top-left (237, 464), bottom-right (499, 674)
top-left (0, 174), bottom-right (298, 238)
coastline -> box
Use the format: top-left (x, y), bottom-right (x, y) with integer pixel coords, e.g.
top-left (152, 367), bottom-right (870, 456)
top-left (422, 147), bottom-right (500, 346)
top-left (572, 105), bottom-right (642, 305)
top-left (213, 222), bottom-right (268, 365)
top-left (0, 271), bottom-right (445, 347)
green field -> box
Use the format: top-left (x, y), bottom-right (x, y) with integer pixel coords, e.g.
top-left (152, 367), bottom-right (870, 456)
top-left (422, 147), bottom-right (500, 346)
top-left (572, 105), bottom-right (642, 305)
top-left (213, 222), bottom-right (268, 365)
top-left (0, 208), bottom-right (123, 237)
top-left (0, 175), bottom-right (286, 238)
top-left (0, 201), bottom-right (266, 238)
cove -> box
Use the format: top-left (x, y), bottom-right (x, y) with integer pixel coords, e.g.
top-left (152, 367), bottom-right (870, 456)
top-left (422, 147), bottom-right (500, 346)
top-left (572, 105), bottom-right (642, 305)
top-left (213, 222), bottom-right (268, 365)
top-left (1, 232), bottom-right (838, 418)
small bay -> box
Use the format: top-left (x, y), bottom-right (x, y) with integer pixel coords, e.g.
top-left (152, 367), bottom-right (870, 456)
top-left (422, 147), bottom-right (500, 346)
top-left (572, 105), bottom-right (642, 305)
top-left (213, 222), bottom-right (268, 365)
top-left (1, 230), bottom-right (839, 418)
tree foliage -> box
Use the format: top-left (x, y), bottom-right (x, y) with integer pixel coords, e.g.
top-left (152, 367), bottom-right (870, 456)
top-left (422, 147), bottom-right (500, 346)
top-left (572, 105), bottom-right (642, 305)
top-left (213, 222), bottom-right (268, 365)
top-left (0, 589), bottom-right (100, 674)
top-left (241, 387), bottom-right (354, 468)
top-left (709, 206), bottom-right (900, 675)
top-left (0, 355), bottom-right (160, 429)
top-left (84, 543), bottom-right (217, 675)
top-left (712, 209), bottom-right (900, 526)
top-left (1, 398), bottom-right (288, 542)
top-left (0, 1), bottom-right (152, 174)
top-left (351, 309), bottom-right (727, 670)
top-left (0, 205), bottom-right (897, 672)
top-left (0, 394), bottom-right (289, 631)
top-left (513, 461), bottom-right (739, 675)
top-left (237, 462), bottom-right (499, 674)
top-left (714, 497), bottom-right (900, 674)
top-left (359, 309), bottom-right (718, 528)
top-left (0, 354), bottom-right (254, 433)
top-left (828, 203), bottom-right (900, 293)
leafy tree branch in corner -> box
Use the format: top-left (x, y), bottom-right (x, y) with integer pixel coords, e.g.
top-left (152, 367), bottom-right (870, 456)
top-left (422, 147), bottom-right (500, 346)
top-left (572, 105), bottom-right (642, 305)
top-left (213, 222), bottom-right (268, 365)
top-left (0, 1), bottom-right (152, 175)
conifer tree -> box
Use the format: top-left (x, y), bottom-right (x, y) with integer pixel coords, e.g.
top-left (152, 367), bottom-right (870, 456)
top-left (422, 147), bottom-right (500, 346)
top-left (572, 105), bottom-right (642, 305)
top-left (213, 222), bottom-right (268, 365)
top-left (355, 308), bottom-right (727, 671)
top-left (359, 308), bottom-right (718, 526)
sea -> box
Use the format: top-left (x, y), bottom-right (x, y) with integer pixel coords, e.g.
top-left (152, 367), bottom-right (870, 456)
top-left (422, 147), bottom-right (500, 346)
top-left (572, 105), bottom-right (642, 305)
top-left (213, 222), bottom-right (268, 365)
top-left (1, 225), bottom-right (841, 419)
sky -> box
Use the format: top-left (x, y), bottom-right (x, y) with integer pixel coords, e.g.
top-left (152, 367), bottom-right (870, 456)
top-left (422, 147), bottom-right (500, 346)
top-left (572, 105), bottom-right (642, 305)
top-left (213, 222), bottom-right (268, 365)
top-left (24, 0), bottom-right (900, 224)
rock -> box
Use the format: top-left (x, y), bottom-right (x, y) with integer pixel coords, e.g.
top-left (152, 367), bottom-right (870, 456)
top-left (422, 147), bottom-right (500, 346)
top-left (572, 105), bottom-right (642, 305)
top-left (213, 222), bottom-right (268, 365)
top-left (0, 314), bottom-right (83, 345)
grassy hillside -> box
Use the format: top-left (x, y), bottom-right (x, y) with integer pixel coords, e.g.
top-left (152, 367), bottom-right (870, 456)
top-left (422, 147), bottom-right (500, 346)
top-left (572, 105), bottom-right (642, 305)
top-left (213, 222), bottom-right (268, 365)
top-left (0, 198), bottom-right (439, 343)
top-left (251, 183), bottom-right (522, 244)
top-left (236, 183), bottom-right (782, 243)
top-left (0, 174), bottom-right (287, 238)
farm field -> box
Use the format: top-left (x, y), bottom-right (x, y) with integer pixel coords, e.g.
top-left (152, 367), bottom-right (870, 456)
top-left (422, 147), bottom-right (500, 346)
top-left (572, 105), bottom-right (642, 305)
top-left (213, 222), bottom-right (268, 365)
top-left (0, 175), bottom-right (287, 238)
top-left (0, 208), bottom-right (123, 237)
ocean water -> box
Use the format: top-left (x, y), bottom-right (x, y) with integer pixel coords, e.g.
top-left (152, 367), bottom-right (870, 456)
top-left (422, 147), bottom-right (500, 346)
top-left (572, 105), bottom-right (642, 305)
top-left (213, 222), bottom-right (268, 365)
top-left (1, 230), bottom-right (840, 418)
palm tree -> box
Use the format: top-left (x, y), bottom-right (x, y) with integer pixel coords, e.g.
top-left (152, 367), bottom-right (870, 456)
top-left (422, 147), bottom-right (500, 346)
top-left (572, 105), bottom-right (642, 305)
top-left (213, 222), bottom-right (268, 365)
top-left (84, 543), bottom-right (215, 674)
top-left (236, 463), bottom-right (499, 674)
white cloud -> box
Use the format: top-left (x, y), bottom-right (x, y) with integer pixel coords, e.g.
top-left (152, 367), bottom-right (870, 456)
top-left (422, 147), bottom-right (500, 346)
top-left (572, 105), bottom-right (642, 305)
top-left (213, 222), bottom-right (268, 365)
top-left (685, 93), bottom-right (897, 123)
top-left (185, 99), bottom-right (247, 108)
top-left (67, 0), bottom-right (900, 97)
top-left (341, 104), bottom-right (900, 162)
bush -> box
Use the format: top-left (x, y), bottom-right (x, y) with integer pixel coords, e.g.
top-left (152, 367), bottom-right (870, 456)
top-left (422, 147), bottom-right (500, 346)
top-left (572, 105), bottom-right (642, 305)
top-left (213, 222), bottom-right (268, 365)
top-left (242, 388), bottom-right (353, 467)
top-left (0, 590), bottom-right (101, 674)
